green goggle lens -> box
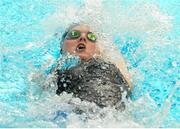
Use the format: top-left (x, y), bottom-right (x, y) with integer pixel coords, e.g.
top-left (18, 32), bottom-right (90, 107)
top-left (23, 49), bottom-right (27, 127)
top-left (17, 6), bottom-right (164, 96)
top-left (87, 32), bottom-right (97, 42)
top-left (69, 30), bottom-right (81, 38)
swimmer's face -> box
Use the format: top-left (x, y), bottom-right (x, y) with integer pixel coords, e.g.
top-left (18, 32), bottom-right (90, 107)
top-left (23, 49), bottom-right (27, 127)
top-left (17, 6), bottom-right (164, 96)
top-left (62, 25), bottom-right (100, 60)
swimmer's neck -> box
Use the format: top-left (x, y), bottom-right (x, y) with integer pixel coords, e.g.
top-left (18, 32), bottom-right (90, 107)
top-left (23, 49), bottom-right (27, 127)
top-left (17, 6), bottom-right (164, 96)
top-left (80, 55), bottom-right (101, 62)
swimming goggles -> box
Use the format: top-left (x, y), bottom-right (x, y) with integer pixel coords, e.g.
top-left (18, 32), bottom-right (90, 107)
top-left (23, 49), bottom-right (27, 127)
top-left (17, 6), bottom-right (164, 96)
top-left (65, 30), bottom-right (97, 42)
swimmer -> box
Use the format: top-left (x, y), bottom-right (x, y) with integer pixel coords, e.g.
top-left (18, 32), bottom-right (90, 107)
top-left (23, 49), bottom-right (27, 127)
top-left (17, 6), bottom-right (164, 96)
top-left (55, 24), bottom-right (132, 109)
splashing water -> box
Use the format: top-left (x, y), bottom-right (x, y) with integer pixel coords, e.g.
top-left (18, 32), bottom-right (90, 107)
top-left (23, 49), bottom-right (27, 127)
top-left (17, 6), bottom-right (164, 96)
top-left (0, 0), bottom-right (179, 128)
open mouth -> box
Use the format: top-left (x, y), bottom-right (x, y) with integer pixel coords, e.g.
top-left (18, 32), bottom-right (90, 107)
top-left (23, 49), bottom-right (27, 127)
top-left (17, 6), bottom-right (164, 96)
top-left (76, 43), bottom-right (86, 52)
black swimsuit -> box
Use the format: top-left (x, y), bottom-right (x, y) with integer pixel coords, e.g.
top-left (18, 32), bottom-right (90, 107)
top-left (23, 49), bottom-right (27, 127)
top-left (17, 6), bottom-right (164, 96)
top-left (56, 58), bottom-right (131, 108)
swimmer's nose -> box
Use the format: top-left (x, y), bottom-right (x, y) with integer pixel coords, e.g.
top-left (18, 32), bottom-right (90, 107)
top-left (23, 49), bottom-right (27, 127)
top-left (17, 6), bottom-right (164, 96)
top-left (78, 33), bottom-right (87, 43)
top-left (79, 37), bottom-right (86, 42)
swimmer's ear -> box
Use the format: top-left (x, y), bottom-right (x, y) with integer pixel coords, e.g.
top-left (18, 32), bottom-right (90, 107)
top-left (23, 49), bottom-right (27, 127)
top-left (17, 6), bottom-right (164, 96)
top-left (60, 48), bottom-right (63, 54)
top-left (60, 48), bottom-right (66, 55)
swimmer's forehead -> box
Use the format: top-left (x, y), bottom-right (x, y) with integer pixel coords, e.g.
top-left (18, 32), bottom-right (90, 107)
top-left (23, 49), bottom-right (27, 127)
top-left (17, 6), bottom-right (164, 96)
top-left (71, 25), bottom-right (96, 33)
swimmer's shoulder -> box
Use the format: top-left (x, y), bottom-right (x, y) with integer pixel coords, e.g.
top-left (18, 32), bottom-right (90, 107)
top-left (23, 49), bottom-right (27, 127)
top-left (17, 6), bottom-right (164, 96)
top-left (110, 56), bottom-right (133, 90)
top-left (94, 56), bottom-right (133, 90)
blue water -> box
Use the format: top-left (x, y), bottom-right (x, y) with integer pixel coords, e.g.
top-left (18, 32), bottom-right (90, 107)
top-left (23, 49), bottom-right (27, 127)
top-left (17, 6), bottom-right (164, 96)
top-left (0, 0), bottom-right (179, 128)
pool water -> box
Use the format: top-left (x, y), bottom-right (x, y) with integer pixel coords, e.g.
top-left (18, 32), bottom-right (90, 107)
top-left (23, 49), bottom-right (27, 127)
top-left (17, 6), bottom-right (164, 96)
top-left (0, 0), bottom-right (179, 128)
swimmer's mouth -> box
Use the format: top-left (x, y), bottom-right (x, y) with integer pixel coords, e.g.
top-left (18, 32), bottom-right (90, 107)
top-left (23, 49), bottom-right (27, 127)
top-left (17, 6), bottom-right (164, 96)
top-left (76, 43), bottom-right (86, 52)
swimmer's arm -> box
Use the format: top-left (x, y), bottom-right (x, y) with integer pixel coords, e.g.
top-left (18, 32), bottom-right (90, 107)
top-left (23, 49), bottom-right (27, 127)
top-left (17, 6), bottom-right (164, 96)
top-left (115, 55), bottom-right (133, 89)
